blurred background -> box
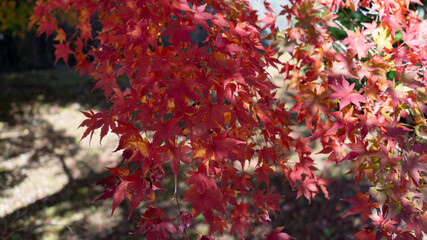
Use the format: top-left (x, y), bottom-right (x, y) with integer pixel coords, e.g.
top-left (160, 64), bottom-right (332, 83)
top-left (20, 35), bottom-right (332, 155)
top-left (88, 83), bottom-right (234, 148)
top-left (0, 0), bottom-right (363, 239)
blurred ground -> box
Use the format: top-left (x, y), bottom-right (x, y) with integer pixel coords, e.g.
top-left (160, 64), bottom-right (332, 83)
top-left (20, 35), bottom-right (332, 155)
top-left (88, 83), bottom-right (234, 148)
top-left (0, 70), bottom-right (141, 239)
top-left (0, 69), bottom-right (364, 239)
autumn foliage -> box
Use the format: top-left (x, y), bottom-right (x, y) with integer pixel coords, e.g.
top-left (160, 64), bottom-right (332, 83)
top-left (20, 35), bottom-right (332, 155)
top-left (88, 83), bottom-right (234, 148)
top-left (30, 0), bottom-right (427, 239)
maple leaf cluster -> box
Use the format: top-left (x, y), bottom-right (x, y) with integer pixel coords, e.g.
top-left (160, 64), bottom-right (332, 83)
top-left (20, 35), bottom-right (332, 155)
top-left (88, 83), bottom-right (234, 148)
top-left (282, 0), bottom-right (427, 239)
top-left (30, 0), bottom-right (426, 239)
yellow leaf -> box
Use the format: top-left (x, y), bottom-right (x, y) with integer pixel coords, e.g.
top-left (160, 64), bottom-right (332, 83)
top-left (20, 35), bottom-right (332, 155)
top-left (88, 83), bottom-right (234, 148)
top-left (224, 111), bottom-right (231, 126)
top-left (167, 100), bottom-right (175, 112)
top-left (194, 147), bottom-right (206, 158)
top-left (54, 28), bottom-right (66, 43)
top-left (127, 137), bottom-right (150, 157)
top-left (137, 139), bottom-right (150, 157)
top-left (375, 27), bottom-right (393, 51)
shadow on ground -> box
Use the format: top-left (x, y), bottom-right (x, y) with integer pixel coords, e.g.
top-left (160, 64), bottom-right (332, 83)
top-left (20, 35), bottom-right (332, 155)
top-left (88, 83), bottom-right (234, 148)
top-left (265, 175), bottom-right (368, 240)
top-left (1, 171), bottom-right (144, 240)
top-left (0, 69), bottom-right (135, 239)
top-left (0, 69), bottom-right (107, 124)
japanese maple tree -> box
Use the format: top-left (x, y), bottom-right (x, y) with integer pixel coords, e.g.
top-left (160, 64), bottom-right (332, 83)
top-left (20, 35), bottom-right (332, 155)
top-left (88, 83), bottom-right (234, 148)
top-left (30, 0), bottom-right (426, 239)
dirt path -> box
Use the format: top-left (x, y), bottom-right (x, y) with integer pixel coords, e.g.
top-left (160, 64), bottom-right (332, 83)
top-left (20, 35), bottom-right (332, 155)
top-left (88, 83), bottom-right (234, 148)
top-left (0, 103), bottom-right (120, 217)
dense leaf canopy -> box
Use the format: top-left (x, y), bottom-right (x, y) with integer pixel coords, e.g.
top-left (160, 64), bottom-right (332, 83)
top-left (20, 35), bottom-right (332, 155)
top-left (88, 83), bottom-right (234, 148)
top-left (31, 0), bottom-right (427, 239)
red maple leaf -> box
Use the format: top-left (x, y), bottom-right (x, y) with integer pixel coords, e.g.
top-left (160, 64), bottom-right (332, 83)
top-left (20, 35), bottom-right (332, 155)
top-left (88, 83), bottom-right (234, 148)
top-left (251, 189), bottom-right (282, 213)
top-left (229, 203), bottom-right (250, 237)
top-left (264, 227), bottom-right (294, 240)
top-left (326, 110), bottom-right (358, 139)
top-left (78, 109), bottom-right (116, 144)
top-left (183, 185), bottom-right (226, 227)
top-left (381, 119), bottom-right (408, 150)
top-left (98, 168), bottom-right (155, 217)
top-left (113, 120), bottom-right (144, 152)
top-left (401, 151), bottom-right (427, 187)
top-left (111, 179), bottom-right (128, 216)
top-left (342, 30), bottom-right (373, 58)
top-left (96, 109), bottom-right (116, 143)
top-left (343, 190), bottom-right (379, 224)
top-left (37, 16), bottom-right (57, 39)
top-left (92, 64), bottom-right (120, 99)
top-left (370, 211), bottom-right (399, 235)
top-left (212, 214), bottom-right (228, 235)
top-left (162, 21), bottom-right (193, 46)
top-left (255, 163), bottom-right (276, 187)
top-left (186, 163), bottom-right (217, 192)
top-left (229, 216), bottom-right (248, 237)
top-left (232, 172), bottom-right (254, 197)
top-left (121, 173), bottom-right (152, 218)
top-left (260, 13), bottom-right (276, 33)
top-left (329, 78), bottom-right (367, 110)
top-left (163, 140), bottom-right (192, 186)
top-left (342, 138), bottom-right (370, 169)
top-left (191, 3), bottom-right (213, 32)
top-left (296, 177), bottom-right (318, 203)
top-left (353, 229), bottom-right (376, 240)
top-left (94, 174), bottom-right (121, 202)
top-left (79, 110), bottom-right (101, 143)
top-left (178, 211), bottom-right (192, 232)
top-left (207, 132), bottom-right (245, 162)
top-left (133, 207), bottom-right (177, 239)
top-left (77, 21), bottom-right (92, 44)
top-left (54, 41), bottom-right (73, 66)
top-left (149, 118), bottom-right (183, 146)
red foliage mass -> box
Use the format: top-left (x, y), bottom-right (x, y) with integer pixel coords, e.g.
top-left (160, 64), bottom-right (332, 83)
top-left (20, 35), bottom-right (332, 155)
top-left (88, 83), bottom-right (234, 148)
top-left (31, 0), bottom-right (427, 239)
